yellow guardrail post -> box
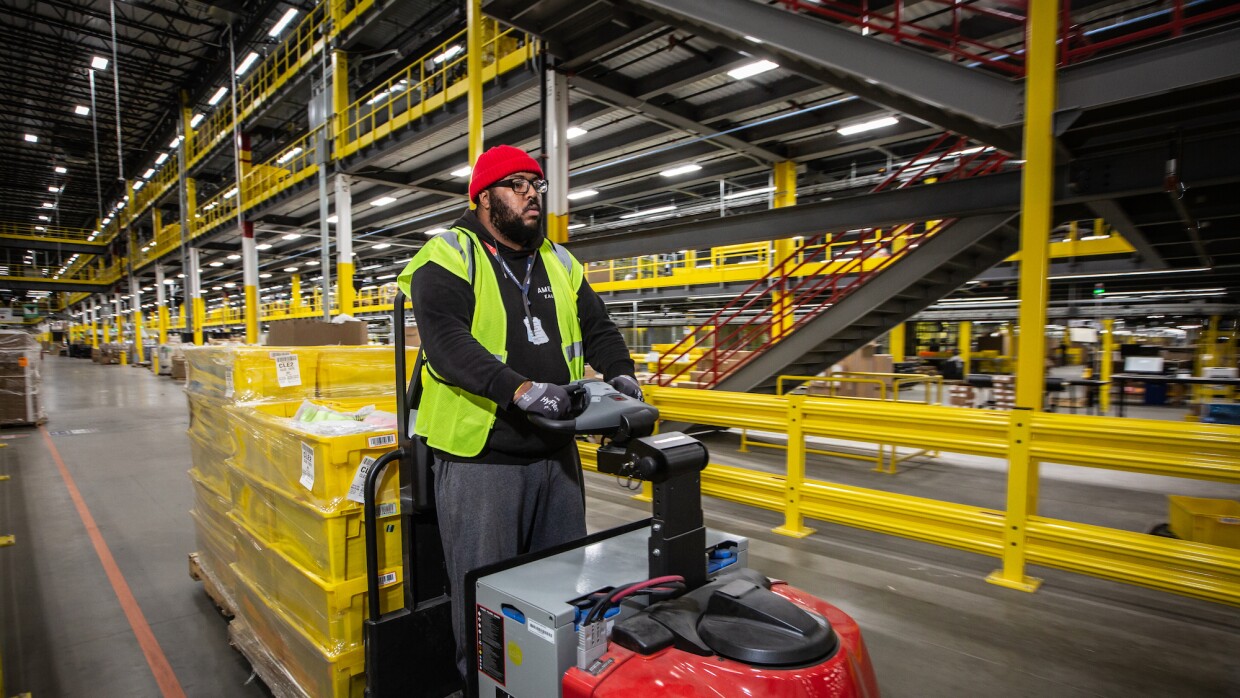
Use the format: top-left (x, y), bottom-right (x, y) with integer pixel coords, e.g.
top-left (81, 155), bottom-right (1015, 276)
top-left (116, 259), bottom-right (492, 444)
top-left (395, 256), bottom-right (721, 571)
top-left (773, 395), bottom-right (815, 538)
top-left (1100, 318), bottom-right (1114, 413)
top-left (889, 322), bottom-right (906, 362)
top-left (959, 321), bottom-right (971, 380)
top-left (988, 0), bottom-right (1056, 595)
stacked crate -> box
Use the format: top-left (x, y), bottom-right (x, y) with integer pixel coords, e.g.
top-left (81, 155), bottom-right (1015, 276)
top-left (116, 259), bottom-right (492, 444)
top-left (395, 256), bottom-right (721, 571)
top-left (948, 385), bottom-right (976, 408)
top-left (184, 345), bottom-right (413, 697)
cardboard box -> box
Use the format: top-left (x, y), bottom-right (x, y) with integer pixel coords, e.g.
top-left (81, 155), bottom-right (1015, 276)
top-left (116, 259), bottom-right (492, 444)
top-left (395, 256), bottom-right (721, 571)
top-left (266, 319), bottom-right (368, 347)
top-left (170, 355), bottom-right (188, 380)
top-left (402, 325), bottom-right (421, 349)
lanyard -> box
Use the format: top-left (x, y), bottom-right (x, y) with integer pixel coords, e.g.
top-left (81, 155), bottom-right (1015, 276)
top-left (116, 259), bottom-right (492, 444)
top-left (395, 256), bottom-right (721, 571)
top-left (483, 241), bottom-right (537, 321)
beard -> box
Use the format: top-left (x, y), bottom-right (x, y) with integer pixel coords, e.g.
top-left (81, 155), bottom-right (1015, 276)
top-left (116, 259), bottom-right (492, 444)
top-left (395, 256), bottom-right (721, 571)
top-left (490, 193), bottom-right (542, 249)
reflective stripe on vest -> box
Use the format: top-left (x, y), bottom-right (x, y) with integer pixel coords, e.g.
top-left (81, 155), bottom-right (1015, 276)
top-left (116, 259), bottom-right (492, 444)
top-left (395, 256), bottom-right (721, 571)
top-left (396, 227), bottom-right (585, 457)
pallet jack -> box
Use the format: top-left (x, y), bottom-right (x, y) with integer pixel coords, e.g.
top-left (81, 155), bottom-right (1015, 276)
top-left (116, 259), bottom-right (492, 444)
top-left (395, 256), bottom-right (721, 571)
top-left (362, 292), bottom-right (880, 697)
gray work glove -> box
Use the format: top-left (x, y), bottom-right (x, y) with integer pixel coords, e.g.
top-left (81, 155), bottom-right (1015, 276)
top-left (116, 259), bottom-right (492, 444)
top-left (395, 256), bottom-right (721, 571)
top-left (608, 374), bottom-right (643, 401)
top-left (514, 381), bottom-right (572, 419)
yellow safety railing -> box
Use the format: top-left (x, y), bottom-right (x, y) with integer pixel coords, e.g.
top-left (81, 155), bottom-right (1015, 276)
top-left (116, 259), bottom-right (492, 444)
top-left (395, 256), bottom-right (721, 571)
top-left (641, 386), bottom-right (1240, 605)
top-left (337, 17), bottom-right (533, 158)
top-left (241, 129), bottom-right (321, 213)
top-left (194, 186), bottom-right (238, 239)
top-left (130, 162), bottom-right (180, 224)
top-left (132, 222), bottom-right (183, 269)
top-left (189, 2), bottom-right (334, 169)
top-left (2, 260), bottom-right (124, 285)
top-left (0, 221), bottom-right (105, 244)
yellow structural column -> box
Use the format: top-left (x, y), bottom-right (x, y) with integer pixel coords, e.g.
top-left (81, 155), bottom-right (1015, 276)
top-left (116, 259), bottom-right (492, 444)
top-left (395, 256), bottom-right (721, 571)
top-left (959, 321), bottom-right (972, 379)
top-left (988, 0), bottom-right (1057, 595)
top-left (467, 0), bottom-right (484, 169)
top-left (889, 322), bottom-right (906, 362)
top-left (771, 161), bottom-right (798, 340)
top-left (1101, 318), bottom-right (1114, 413)
top-left (544, 61), bottom-right (570, 244)
top-left (291, 274), bottom-right (303, 312)
top-left (335, 175), bottom-right (355, 317)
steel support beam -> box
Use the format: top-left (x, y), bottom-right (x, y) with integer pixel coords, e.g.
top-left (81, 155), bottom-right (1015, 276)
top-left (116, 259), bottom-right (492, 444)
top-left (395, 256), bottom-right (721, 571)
top-left (1086, 199), bottom-right (1166, 268)
top-left (571, 75), bottom-right (786, 163)
top-left (622, 0), bottom-right (1022, 152)
top-left (1057, 26), bottom-right (1240, 119)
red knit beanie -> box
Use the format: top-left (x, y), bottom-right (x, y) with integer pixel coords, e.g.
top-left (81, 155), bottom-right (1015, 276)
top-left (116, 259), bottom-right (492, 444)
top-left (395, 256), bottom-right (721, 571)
top-left (468, 145), bottom-right (544, 203)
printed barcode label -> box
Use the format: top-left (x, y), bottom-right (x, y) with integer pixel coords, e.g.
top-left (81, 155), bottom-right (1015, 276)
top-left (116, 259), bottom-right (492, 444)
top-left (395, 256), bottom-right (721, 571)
top-left (224, 368), bottom-right (234, 398)
top-left (272, 352), bottom-right (301, 388)
top-left (368, 433), bottom-right (397, 448)
top-left (299, 442), bottom-right (315, 490)
top-left (378, 502), bottom-right (399, 518)
top-left (346, 456), bottom-right (376, 504)
top-left (378, 572), bottom-right (398, 587)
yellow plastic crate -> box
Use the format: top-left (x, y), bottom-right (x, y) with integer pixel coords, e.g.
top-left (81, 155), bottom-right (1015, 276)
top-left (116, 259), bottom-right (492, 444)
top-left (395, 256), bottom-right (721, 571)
top-left (184, 345), bottom-right (416, 404)
top-left (227, 464), bottom-right (402, 584)
top-left (233, 565), bottom-right (367, 698)
top-left (316, 347), bottom-right (418, 400)
top-left (189, 469), bottom-right (233, 528)
top-left (232, 513), bottom-right (403, 653)
top-left (184, 345), bottom-right (321, 403)
top-left (1169, 496), bottom-right (1240, 548)
top-left (190, 509), bottom-right (238, 604)
top-left (228, 396), bottom-right (400, 512)
top-left (188, 430), bottom-right (234, 501)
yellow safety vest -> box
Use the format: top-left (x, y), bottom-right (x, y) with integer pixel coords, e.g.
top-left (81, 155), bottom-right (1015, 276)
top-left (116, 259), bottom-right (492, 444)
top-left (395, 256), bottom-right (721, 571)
top-left (397, 227), bottom-right (585, 456)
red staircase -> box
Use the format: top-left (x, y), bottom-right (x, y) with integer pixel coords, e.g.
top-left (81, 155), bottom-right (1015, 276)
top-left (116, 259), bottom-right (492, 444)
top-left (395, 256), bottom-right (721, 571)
top-left (655, 135), bottom-right (1009, 389)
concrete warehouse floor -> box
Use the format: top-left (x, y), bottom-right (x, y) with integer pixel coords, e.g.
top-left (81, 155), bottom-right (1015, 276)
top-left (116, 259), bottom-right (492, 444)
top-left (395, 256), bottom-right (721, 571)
top-left (1, 356), bottom-right (1237, 697)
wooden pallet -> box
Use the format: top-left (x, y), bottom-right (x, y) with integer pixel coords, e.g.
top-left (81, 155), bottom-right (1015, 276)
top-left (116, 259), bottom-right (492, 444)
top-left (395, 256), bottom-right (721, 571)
top-left (188, 552), bottom-right (235, 618)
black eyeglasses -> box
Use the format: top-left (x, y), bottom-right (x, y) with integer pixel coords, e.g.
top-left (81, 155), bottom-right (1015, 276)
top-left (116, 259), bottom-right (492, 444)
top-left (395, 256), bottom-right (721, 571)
top-left (492, 177), bottom-right (549, 195)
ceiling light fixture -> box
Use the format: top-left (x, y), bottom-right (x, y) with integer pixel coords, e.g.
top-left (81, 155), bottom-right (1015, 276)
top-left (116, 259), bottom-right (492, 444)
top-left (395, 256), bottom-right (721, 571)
top-left (372, 243), bottom-right (391, 249)
top-left (659, 164), bottom-right (701, 177)
top-left (268, 8), bottom-right (299, 37)
top-left (282, 233), bottom-right (301, 240)
top-left (208, 86), bottom-right (229, 106)
top-left (189, 113), bottom-right (205, 128)
top-left (432, 45), bottom-right (463, 64)
top-left (567, 189), bottom-right (599, 200)
top-left (74, 105), bottom-right (90, 116)
top-left (259, 273), bottom-right (272, 279)
top-left (620, 204), bottom-right (677, 219)
top-left (143, 168), bottom-right (156, 179)
top-left (209, 261), bottom-right (223, 267)
top-left (283, 267), bottom-right (298, 272)
top-left (450, 165), bottom-right (472, 178)
top-left (723, 185), bottom-right (776, 200)
top-left (24, 134), bottom-right (38, 143)
top-left (370, 196), bottom-right (397, 207)
top-left (235, 52), bottom-right (260, 77)
top-left (54, 166), bottom-right (67, 174)
top-left (326, 215), bottom-right (338, 224)
top-left (837, 116), bottom-right (899, 136)
top-left (91, 56), bottom-right (108, 70)
top-left (227, 254), bottom-right (241, 260)
top-left (154, 152), bottom-right (169, 165)
top-left (566, 126), bottom-right (588, 140)
top-left (169, 136), bottom-right (183, 148)
top-left (256, 243), bottom-right (272, 250)
top-left (305, 260), bottom-right (319, 265)
top-left (727, 60), bottom-right (778, 80)
top-left (567, 223), bottom-right (585, 230)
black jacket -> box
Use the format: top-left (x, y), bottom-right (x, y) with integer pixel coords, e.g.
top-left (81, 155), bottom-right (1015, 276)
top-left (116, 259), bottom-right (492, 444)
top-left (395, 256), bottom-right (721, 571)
top-left (408, 210), bottom-right (636, 463)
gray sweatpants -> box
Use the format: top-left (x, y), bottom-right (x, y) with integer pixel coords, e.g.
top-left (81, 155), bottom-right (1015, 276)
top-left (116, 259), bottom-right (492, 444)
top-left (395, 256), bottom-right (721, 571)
top-left (432, 445), bottom-right (587, 678)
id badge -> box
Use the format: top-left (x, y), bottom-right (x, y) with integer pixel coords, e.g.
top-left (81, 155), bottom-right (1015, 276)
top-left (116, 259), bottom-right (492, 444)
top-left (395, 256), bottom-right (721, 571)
top-left (524, 316), bottom-right (550, 345)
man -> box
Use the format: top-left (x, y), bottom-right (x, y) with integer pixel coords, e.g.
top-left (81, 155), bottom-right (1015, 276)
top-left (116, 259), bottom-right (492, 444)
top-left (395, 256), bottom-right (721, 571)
top-left (397, 144), bottom-right (641, 678)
